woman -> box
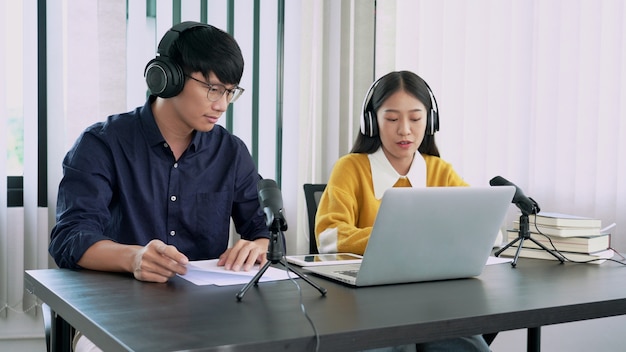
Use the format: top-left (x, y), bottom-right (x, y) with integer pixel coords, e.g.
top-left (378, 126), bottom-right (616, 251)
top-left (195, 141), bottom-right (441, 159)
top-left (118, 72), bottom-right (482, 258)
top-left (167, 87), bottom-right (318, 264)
top-left (315, 71), bottom-right (491, 352)
top-left (316, 70), bottom-right (468, 255)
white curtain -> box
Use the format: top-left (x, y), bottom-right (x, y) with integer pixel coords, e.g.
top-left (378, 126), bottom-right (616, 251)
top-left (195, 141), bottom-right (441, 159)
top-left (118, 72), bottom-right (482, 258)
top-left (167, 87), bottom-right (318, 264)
top-left (0, 2), bottom-right (127, 346)
top-left (0, 0), bottom-right (8, 319)
top-left (0, 0), bottom-right (45, 320)
top-left (0, 2), bottom-right (47, 347)
top-left (372, 0), bottom-right (626, 248)
top-left (294, 0), bottom-right (377, 252)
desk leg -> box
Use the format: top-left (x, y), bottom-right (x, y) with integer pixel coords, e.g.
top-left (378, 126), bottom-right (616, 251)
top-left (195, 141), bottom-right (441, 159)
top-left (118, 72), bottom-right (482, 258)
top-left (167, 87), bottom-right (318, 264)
top-left (527, 327), bottom-right (541, 352)
top-left (50, 309), bottom-right (73, 352)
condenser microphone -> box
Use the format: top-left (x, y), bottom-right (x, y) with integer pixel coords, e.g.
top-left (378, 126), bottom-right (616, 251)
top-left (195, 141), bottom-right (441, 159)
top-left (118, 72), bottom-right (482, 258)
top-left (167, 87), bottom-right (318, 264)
top-left (257, 179), bottom-right (288, 230)
top-left (489, 176), bottom-right (539, 215)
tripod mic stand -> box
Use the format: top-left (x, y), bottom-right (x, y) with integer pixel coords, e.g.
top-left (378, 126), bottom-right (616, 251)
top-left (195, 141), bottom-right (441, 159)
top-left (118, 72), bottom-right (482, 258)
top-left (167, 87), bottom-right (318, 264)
top-left (494, 198), bottom-right (565, 267)
top-left (236, 217), bottom-right (327, 301)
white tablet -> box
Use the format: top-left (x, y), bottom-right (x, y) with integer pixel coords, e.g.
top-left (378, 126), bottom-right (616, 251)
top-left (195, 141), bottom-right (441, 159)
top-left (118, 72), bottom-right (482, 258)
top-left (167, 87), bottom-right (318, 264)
top-left (286, 253), bottom-right (363, 267)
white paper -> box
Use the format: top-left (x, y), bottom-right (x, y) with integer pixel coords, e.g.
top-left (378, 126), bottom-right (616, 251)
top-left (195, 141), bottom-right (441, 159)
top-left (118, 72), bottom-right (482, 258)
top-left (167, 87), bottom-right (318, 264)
top-left (486, 256), bottom-right (513, 265)
top-left (179, 259), bottom-right (295, 286)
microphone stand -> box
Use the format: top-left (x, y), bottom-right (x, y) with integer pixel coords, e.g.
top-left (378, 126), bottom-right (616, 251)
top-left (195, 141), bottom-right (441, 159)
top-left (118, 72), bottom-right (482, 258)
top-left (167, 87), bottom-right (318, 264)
top-left (236, 216), bottom-right (327, 301)
top-left (494, 198), bottom-right (565, 267)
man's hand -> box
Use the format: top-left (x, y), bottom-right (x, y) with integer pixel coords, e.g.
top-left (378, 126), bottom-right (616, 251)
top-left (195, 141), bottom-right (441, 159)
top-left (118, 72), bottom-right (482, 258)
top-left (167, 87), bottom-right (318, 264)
top-left (132, 239), bottom-right (189, 283)
top-left (217, 238), bottom-right (270, 271)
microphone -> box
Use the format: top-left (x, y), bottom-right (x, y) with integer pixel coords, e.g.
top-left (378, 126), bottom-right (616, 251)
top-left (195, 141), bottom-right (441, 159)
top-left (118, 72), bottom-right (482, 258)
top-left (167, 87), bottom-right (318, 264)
top-left (489, 176), bottom-right (540, 215)
top-left (257, 179), bottom-right (288, 231)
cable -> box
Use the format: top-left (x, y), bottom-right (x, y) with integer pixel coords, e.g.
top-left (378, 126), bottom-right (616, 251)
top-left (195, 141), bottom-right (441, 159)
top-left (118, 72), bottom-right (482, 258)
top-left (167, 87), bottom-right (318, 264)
top-left (279, 234), bottom-right (321, 352)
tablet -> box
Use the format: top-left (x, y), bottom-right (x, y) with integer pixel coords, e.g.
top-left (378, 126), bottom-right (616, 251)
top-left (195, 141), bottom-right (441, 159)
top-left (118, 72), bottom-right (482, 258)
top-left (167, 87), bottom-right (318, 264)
top-left (286, 253), bottom-right (363, 267)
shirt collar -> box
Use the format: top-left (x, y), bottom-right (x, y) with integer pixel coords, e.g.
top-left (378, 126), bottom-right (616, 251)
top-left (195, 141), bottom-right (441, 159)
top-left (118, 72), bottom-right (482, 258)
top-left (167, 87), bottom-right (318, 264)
top-left (140, 96), bottom-right (165, 147)
top-left (140, 96), bottom-right (202, 152)
top-left (368, 147), bottom-right (427, 199)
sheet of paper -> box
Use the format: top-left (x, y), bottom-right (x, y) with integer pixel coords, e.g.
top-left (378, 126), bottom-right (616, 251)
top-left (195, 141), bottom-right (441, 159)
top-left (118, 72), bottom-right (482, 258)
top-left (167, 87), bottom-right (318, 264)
top-left (179, 259), bottom-right (295, 286)
top-left (486, 256), bottom-right (513, 265)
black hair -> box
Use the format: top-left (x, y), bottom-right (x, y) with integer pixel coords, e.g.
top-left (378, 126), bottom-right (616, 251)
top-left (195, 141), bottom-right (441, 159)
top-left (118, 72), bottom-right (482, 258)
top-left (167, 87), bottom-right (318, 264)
top-left (168, 24), bottom-right (244, 85)
top-left (351, 71), bottom-right (440, 157)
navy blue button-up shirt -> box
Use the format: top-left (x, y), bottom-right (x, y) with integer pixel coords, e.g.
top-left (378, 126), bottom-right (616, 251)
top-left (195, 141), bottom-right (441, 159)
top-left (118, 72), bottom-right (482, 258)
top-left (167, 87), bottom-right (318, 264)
top-left (49, 98), bottom-right (269, 269)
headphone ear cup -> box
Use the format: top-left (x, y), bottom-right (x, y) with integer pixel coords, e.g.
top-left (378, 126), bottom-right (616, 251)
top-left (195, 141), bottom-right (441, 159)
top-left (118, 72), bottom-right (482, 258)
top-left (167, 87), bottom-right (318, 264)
top-left (369, 111), bottom-right (378, 137)
top-left (360, 110), bottom-right (378, 137)
top-left (359, 110), bottom-right (368, 136)
top-left (360, 79), bottom-right (381, 137)
top-left (144, 56), bottom-right (185, 98)
top-left (427, 108), bottom-right (439, 135)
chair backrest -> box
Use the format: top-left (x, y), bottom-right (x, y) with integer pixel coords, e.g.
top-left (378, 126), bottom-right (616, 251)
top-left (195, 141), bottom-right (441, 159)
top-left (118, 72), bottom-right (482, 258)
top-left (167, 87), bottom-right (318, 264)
top-left (303, 184), bottom-right (327, 254)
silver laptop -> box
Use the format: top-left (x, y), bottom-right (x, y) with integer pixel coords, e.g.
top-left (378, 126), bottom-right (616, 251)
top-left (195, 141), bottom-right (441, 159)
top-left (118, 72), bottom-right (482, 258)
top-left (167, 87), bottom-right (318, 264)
top-left (305, 186), bottom-right (515, 286)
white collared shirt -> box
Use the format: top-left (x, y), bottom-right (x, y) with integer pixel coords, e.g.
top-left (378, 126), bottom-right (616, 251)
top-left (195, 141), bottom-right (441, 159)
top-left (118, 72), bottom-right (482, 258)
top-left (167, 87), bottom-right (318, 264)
top-left (368, 147), bottom-right (427, 199)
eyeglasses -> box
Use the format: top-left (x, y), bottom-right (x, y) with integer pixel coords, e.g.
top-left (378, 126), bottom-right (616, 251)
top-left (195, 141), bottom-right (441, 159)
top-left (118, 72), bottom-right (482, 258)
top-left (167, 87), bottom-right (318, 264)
top-left (185, 75), bottom-right (245, 103)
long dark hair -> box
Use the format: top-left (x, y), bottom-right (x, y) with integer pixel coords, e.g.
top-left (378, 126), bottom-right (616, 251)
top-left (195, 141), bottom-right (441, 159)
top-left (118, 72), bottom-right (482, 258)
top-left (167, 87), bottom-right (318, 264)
top-left (351, 71), bottom-right (440, 157)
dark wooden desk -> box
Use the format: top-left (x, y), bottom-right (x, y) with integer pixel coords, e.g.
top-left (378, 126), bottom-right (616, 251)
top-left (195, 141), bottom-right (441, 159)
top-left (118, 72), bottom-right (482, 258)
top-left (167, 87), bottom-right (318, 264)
top-left (25, 259), bottom-right (626, 351)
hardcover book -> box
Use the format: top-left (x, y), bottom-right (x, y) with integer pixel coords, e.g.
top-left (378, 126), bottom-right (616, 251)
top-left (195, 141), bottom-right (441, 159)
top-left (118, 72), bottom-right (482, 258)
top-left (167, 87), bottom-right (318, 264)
top-left (512, 221), bottom-right (601, 238)
top-left (506, 230), bottom-right (610, 254)
top-left (528, 212), bottom-right (602, 228)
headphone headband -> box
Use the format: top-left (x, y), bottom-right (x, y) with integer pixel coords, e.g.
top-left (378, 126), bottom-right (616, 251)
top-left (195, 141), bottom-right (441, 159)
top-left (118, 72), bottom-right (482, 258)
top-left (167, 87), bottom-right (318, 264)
top-left (157, 21), bottom-right (206, 56)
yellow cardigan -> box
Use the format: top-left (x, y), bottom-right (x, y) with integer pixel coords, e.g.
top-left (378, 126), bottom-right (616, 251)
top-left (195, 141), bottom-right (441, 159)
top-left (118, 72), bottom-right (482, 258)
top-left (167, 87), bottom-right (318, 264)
top-left (315, 153), bottom-right (468, 255)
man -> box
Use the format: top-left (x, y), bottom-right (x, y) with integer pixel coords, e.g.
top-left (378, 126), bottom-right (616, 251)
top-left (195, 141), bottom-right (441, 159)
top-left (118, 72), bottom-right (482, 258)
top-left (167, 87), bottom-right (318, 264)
top-left (49, 21), bottom-right (269, 284)
top-left (50, 21), bottom-right (270, 352)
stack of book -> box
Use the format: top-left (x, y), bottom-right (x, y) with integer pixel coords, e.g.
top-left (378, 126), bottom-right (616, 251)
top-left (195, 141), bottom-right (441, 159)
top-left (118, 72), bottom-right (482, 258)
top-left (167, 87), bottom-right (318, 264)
top-left (499, 212), bottom-right (614, 264)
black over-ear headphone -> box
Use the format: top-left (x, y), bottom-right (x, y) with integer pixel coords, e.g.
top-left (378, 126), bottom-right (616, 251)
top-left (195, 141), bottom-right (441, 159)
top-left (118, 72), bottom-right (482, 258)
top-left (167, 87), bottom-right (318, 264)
top-left (144, 21), bottom-right (210, 98)
top-left (360, 75), bottom-right (440, 137)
